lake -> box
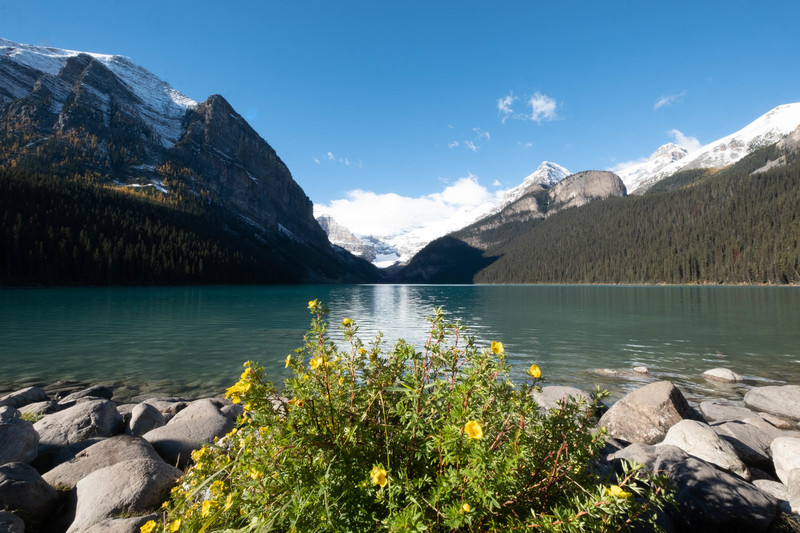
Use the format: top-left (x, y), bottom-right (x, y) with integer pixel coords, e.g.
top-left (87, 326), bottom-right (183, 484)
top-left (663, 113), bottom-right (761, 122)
top-left (1, 285), bottom-right (799, 404)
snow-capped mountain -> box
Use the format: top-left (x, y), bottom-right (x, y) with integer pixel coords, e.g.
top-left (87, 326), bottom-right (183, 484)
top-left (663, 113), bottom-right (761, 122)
top-left (0, 38), bottom-right (196, 148)
top-left (619, 103), bottom-right (800, 193)
top-left (316, 162), bottom-right (570, 267)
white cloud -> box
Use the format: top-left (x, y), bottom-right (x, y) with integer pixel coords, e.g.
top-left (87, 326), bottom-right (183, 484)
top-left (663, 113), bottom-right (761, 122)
top-left (473, 127), bottom-right (490, 141)
top-left (448, 140), bottom-right (459, 148)
top-left (529, 92), bottom-right (558, 123)
top-left (465, 140), bottom-right (479, 152)
top-left (654, 90), bottom-right (687, 110)
top-left (497, 93), bottom-right (517, 122)
top-left (609, 157), bottom-right (648, 173)
top-left (317, 151), bottom-right (356, 167)
top-left (517, 141), bottom-right (533, 151)
top-left (492, 179), bottom-right (502, 187)
top-left (668, 129), bottom-right (702, 152)
top-left (314, 174), bottom-right (506, 237)
top-left (313, 157), bottom-right (320, 165)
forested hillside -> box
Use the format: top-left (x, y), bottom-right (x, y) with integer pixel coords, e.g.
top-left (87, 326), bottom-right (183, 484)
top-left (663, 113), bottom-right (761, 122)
top-left (400, 144), bottom-right (800, 285)
top-left (0, 170), bottom-right (378, 285)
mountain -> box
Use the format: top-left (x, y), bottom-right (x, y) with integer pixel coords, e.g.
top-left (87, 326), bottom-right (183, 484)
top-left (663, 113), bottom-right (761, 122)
top-left (0, 38), bottom-right (378, 285)
top-left (316, 161), bottom-right (570, 267)
top-left (396, 170), bottom-right (626, 282)
top-left (619, 103), bottom-right (800, 193)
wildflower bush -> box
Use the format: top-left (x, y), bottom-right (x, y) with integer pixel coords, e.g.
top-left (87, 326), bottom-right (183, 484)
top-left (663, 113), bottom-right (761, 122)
top-left (145, 301), bottom-right (671, 532)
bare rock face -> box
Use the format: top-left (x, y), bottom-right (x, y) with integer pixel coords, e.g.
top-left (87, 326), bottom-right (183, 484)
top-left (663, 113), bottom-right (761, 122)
top-left (598, 380), bottom-right (700, 445)
top-left (549, 170), bottom-right (626, 213)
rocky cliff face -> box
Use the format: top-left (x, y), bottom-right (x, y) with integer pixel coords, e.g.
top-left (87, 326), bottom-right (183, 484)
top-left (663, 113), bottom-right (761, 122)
top-left (549, 170), bottom-right (627, 213)
top-left (0, 38), bottom-right (374, 282)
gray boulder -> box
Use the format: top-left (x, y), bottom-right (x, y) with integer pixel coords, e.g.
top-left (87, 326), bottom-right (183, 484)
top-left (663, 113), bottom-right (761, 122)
top-left (34, 399), bottom-right (122, 448)
top-left (532, 385), bottom-right (593, 412)
top-left (702, 368), bottom-right (744, 383)
top-left (712, 417), bottom-right (799, 470)
top-left (67, 458), bottom-right (181, 532)
top-left (0, 386), bottom-right (48, 409)
top-left (83, 514), bottom-right (160, 533)
top-left (0, 408), bottom-right (39, 465)
top-left (610, 443), bottom-right (779, 532)
top-left (143, 398), bottom-right (237, 467)
top-left (788, 468), bottom-right (800, 514)
top-left (126, 402), bottom-right (166, 436)
top-left (744, 385), bottom-right (800, 421)
top-left (598, 381), bottom-right (700, 445)
top-left (752, 479), bottom-right (792, 513)
top-left (0, 511), bottom-right (25, 533)
top-left (699, 400), bottom-right (758, 423)
top-left (57, 385), bottom-right (114, 408)
top-left (18, 400), bottom-right (60, 418)
top-left (0, 462), bottom-right (59, 531)
top-left (139, 398), bottom-right (189, 423)
top-left (659, 419), bottom-right (750, 480)
top-left (770, 437), bottom-right (800, 484)
top-left (43, 435), bottom-right (164, 489)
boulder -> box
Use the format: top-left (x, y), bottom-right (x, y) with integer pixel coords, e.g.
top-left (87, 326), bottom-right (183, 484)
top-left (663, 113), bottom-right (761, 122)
top-left (0, 462), bottom-right (60, 531)
top-left (788, 468), bottom-right (800, 514)
top-left (712, 417), bottom-right (799, 470)
top-left (0, 386), bottom-right (48, 409)
top-left (34, 399), bottom-right (122, 448)
top-left (67, 458), bottom-right (181, 533)
top-left (126, 402), bottom-right (166, 436)
top-left (699, 401), bottom-right (758, 423)
top-left (140, 398), bottom-right (190, 423)
top-left (18, 400), bottom-right (60, 417)
top-left (702, 368), bottom-right (744, 383)
top-left (57, 385), bottom-right (114, 407)
top-left (609, 444), bottom-right (779, 532)
top-left (143, 398), bottom-right (237, 467)
top-left (632, 366), bottom-right (650, 374)
top-left (0, 511), bottom-right (25, 533)
top-left (752, 479), bottom-right (792, 513)
top-left (770, 437), bottom-right (800, 484)
top-left (43, 435), bottom-right (164, 489)
top-left (532, 385), bottom-right (593, 412)
top-left (658, 419), bottom-right (749, 480)
top-left (82, 514), bottom-right (160, 533)
top-left (597, 381), bottom-right (700, 445)
top-left (0, 408), bottom-right (39, 465)
top-left (744, 385), bottom-right (800, 421)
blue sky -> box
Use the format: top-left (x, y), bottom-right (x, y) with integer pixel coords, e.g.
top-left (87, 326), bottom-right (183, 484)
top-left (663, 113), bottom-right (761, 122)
top-left (2, 0), bottom-right (799, 235)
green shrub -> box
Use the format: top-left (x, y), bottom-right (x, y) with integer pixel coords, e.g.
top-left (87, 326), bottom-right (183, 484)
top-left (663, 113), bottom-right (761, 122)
top-left (143, 302), bottom-right (671, 532)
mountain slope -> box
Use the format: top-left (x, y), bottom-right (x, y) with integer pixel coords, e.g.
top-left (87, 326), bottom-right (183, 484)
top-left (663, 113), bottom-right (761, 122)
top-left (0, 38), bottom-right (378, 284)
top-left (619, 103), bottom-right (800, 193)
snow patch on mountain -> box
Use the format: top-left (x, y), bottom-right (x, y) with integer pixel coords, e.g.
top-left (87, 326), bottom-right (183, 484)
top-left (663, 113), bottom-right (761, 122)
top-left (488, 161), bottom-right (570, 215)
top-left (0, 38), bottom-right (196, 147)
top-left (618, 103), bottom-right (800, 193)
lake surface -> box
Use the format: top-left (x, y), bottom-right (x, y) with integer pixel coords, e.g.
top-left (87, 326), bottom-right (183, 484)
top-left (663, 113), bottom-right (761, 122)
top-left (2, 285), bottom-right (799, 404)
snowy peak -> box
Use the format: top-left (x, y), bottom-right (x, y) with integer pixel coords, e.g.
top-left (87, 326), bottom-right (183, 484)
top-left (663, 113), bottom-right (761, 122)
top-left (494, 161), bottom-right (570, 212)
top-left (0, 37), bottom-right (196, 147)
top-left (619, 102), bottom-right (800, 193)
top-left (616, 143), bottom-right (688, 192)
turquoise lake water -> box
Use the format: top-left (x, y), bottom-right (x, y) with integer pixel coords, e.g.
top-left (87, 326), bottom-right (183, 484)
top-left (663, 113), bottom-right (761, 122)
top-left (1, 285), bottom-right (799, 404)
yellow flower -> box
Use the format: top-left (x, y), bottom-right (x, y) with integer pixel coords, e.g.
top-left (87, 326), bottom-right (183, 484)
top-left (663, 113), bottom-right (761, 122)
top-left (462, 503), bottom-right (471, 513)
top-left (309, 356), bottom-right (323, 370)
top-left (358, 347), bottom-right (367, 355)
top-left (342, 317), bottom-right (353, 327)
top-left (168, 518), bottom-right (181, 532)
top-left (370, 465), bottom-right (388, 487)
top-left (464, 420), bottom-right (483, 439)
top-left (140, 521), bottom-right (158, 533)
top-left (201, 499), bottom-right (217, 517)
top-left (607, 485), bottom-right (633, 499)
top-left (285, 354), bottom-right (292, 367)
top-left (224, 493), bottom-right (234, 511)
top-left (308, 300), bottom-right (318, 310)
top-left (528, 364), bottom-right (542, 379)
top-left (490, 341), bottom-right (504, 354)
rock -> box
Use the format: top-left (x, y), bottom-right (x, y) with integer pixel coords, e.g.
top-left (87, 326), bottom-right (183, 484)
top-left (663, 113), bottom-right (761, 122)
top-left (18, 400), bottom-right (60, 417)
top-left (0, 386), bottom-right (48, 409)
top-left (140, 398), bottom-right (190, 423)
top-left (788, 468), bottom-right (800, 514)
top-left (752, 479), bottom-right (792, 513)
top-left (126, 402), bottom-right (166, 436)
top-left (770, 437), bottom-right (800, 484)
top-left (758, 412), bottom-right (794, 430)
top-left (658, 419), bottom-right (750, 480)
top-left (43, 435), bottom-right (164, 489)
top-left (712, 417), bottom-right (799, 470)
top-left (532, 385), bottom-right (593, 412)
top-left (67, 458), bottom-right (181, 533)
top-left (57, 385), bottom-right (114, 407)
top-left (0, 462), bottom-right (60, 531)
top-left (609, 444), bottom-right (780, 532)
top-left (632, 366), bottom-right (649, 374)
top-left (597, 381), bottom-right (701, 445)
top-left (0, 511), bottom-right (25, 533)
top-left (143, 398), bottom-right (237, 467)
top-left (34, 399), bottom-right (122, 449)
top-left (744, 385), bottom-right (800, 421)
top-left (82, 514), bottom-right (160, 533)
top-left (699, 400), bottom-right (758, 423)
top-left (703, 368), bottom-right (744, 383)
top-left (0, 408), bottom-right (39, 465)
